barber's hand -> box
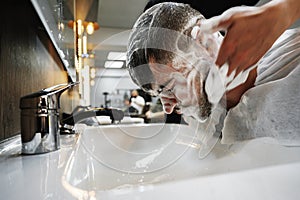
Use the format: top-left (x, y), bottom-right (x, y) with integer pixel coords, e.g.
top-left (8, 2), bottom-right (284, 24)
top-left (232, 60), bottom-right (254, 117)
top-left (201, 4), bottom-right (291, 76)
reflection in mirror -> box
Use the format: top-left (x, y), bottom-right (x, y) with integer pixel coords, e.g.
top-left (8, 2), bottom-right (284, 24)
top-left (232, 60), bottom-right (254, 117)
top-left (72, 0), bottom-right (100, 106)
top-left (31, 0), bottom-right (150, 109)
top-left (31, 0), bottom-right (101, 105)
top-left (31, 0), bottom-right (75, 81)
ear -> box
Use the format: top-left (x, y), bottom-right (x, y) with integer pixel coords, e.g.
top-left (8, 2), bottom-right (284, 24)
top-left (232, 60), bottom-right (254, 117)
top-left (160, 96), bottom-right (178, 114)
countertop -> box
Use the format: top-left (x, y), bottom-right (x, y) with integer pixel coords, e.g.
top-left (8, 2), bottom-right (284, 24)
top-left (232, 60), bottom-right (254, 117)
top-left (1, 130), bottom-right (300, 200)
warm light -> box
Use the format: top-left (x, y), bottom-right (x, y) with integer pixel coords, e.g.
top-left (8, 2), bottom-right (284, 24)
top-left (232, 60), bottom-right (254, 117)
top-left (67, 20), bottom-right (74, 30)
top-left (75, 56), bottom-right (83, 71)
top-left (77, 19), bottom-right (83, 35)
top-left (68, 20), bottom-right (99, 35)
top-left (58, 22), bottom-right (64, 31)
top-left (86, 22), bottom-right (94, 35)
top-left (82, 65), bottom-right (90, 78)
top-left (82, 35), bottom-right (87, 55)
top-left (90, 80), bottom-right (95, 86)
top-left (90, 68), bottom-right (96, 73)
top-left (104, 61), bottom-right (124, 68)
top-left (90, 68), bottom-right (96, 78)
top-left (90, 73), bottom-right (96, 78)
top-left (78, 38), bottom-right (82, 56)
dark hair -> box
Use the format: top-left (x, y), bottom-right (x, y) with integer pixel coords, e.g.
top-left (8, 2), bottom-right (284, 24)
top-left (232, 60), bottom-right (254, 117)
top-left (126, 2), bottom-right (202, 94)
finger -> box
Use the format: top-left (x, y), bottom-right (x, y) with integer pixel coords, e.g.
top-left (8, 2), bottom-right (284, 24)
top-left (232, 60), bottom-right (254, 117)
top-left (235, 60), bottom-right (259, 77)
top-left (200, 15), bottom-right (231, 34)
top-left (200, 5), bottom-right (244, 34)
top-left (230, 49), bottom-right (259, 77)
top-left (215, 35), bottom-right (236, 69)
top-left (227, 48), bottom-right (249, 76)
top-left (216, 45), bottom-right (234, 68)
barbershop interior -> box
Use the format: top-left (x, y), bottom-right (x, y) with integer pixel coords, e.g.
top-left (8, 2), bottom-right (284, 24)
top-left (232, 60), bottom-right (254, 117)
top-left (1, 0), bottom-right (300, 199)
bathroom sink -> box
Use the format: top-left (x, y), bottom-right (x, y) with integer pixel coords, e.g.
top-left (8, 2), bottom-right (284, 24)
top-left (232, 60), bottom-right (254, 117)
top-left (62, 123), bottom-right (300, 198)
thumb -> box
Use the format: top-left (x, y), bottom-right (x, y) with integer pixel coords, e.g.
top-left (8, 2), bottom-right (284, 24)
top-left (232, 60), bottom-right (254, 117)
top-left (200, 6), bottom-right (253, 34)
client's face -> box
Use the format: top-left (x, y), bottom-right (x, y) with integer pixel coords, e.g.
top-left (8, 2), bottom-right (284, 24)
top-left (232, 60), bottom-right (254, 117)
top-left (126, 2), bottom-right (223, 122)
top-left (148, 28), bottom-right (222, 122)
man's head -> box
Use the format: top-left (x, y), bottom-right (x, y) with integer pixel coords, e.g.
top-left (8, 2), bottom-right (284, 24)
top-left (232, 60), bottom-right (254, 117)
top-left (126, 2), bottom-right (222, 122)
top-left (131, 90), bottom-right (139, 97)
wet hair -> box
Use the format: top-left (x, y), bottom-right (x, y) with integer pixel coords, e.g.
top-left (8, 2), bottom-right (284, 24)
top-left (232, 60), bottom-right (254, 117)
top-left (126, 2), bottom-right (203, 94)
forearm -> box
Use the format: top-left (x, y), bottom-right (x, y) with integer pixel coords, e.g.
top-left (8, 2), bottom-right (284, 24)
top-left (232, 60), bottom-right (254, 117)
top-left (263, 0), bottom-right (300, 28)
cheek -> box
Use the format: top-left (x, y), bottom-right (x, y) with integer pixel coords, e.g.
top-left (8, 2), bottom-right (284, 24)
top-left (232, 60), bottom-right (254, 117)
top-left (173, 85), bottom-right (189, 101)
top-left (173, 71), bottom-right (200, 106)
top-left (206, 39), bottom-right (219, 59)
top-left (170, 73), bottom-right (193, 104)
top-left (198, 33), bottom-right (220, 60)
top-left (173, 86), bottom-right (198, 107)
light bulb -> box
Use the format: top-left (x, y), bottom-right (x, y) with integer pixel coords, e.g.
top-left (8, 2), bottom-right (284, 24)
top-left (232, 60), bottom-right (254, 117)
top-left (86, 22), bottom-right (94, 35)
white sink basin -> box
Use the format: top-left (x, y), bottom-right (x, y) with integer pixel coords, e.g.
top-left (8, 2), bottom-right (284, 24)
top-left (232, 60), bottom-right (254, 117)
top-left (62, 123), bottom-right (300, 198)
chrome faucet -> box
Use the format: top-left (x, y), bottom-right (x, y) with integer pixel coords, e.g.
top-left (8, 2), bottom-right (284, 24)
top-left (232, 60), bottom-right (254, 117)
top-left (20, 82), bottom-right (78, 154)
top-left (20, 82), bottom-right (125, 155)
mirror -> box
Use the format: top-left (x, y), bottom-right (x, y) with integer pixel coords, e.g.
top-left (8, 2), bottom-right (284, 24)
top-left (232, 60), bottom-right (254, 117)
top-left (31, 0), bottom-right (75, 80)
top-left (31, 0), bottom-right (148, 81)
top-left (31, 0), bottom-right (149, 107)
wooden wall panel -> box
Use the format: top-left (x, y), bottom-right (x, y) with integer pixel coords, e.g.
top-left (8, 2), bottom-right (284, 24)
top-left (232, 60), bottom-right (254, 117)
top-left (0, 1), bottom-right (69, 141)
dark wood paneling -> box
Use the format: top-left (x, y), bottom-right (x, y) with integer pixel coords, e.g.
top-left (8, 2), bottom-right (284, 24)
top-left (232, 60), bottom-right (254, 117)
top-left (0, 1), bottom-right (69, 140)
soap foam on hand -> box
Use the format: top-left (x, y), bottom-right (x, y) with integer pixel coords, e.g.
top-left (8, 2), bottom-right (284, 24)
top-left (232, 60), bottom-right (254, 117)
top-left (204, 63), bottom-right (227, 105)
top-left (199, 6), bottom-right (258, 34)
top-left (204, 62), bottom-right (257, 106)
top-left (196, 6), bottom-right (259, 106)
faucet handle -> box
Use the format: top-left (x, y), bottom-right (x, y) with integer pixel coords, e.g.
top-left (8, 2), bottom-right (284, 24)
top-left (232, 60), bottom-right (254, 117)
top-left (61, 107), bottom-right (125, 126)
top-left (20, 82), bottom-right (79, 110)
top-left (60, 107), bottom-right (125, 135)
